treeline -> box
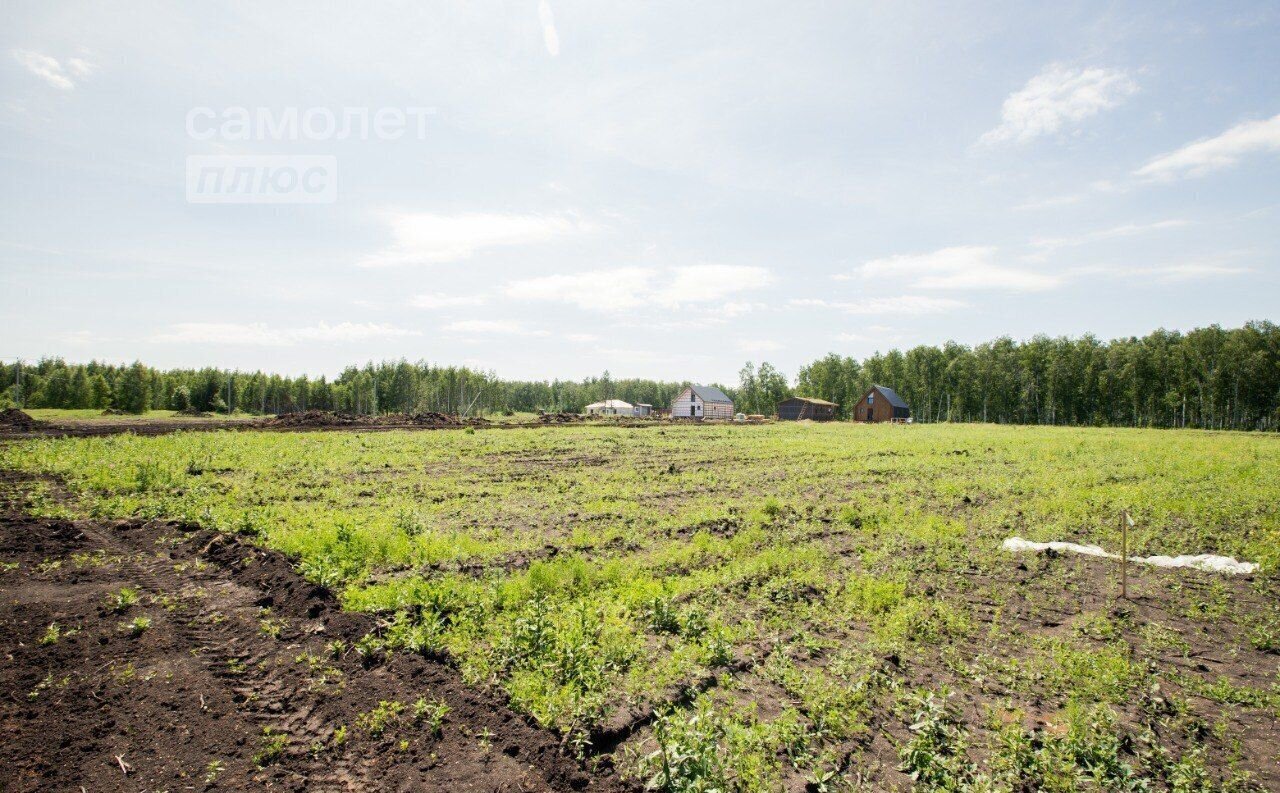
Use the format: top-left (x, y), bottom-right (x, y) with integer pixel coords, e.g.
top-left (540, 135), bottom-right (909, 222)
top-left (795, 321), bottom-right (1280, 430)
top-left (0, 359), bottom-right (704, 419)
top-left (3, 321), bottom-right (1277, 430)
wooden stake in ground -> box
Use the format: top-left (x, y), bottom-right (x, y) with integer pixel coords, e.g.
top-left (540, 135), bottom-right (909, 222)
top-left (1121, 509), bottom-right (1134, 599)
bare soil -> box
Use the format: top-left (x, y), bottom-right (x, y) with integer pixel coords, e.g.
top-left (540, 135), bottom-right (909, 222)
top-left (0, 473), bottom-right (624, 792)
top-left (0, 409), bottom-right (44, 432)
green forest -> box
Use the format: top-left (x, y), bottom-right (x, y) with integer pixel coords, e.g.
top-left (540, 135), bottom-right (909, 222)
top-left (4, 320), bottom-right (1278, 430)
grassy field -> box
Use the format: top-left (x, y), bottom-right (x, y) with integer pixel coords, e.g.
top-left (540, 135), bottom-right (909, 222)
top-left (2, 422), bottom-right (1278, 790)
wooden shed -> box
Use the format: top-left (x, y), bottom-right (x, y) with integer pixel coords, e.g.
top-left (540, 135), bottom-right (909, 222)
top-left (671, 385), bottom-right (734, 420)
top-left (852, 385), bottom-right (910, 423)
top-left (777, 396), bottom-right (838, 421)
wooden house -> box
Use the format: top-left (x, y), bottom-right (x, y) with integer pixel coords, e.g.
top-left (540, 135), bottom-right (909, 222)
top-left (777, 396), bottom-right (838, 421)
top-left (671, 385), bottom-right (734, 420)
top-left (852, 385), bottom-right (910, 423)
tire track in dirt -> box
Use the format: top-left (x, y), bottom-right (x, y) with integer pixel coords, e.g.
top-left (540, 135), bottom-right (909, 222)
top-left (0, 471), bottom-right (626, 792)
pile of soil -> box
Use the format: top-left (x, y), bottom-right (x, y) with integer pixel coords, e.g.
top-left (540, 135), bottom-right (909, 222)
top-left (100, 408), bottom-right (127, 416)
top-left (384, 411), bottom-right (463, 427)
top-left (538, 412), bottom-right (584, 424)
top-left (0, 408), bottom-right (42, 431)
top-left (172, 406), bottom-right (213, 417)
top-left (261, 410), bottom-right (370, 428)
top-left (260, 411), bottom-right (487, 430)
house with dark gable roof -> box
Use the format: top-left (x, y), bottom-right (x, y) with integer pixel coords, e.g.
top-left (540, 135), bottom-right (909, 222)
top-left (852, 385), bottom-right (910, 423)
top-left (671, 384), bottom-right (734, 420)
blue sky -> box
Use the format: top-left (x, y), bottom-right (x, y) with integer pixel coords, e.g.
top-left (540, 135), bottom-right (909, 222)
top-left (2, 1), bottom-right (1278, 382)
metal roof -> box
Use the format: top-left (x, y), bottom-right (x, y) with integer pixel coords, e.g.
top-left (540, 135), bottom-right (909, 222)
top-left (585, 399), bottom-right (634, 410)
top-left (782, 396), bottom-right (838, 407)
top-left (690, 384), bottom-right (733, 404)
top-left (872, 385), bottom-right (909, 409)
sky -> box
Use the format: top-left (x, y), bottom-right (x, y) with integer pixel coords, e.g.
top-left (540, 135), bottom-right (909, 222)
top-left (2, 1), bottom-right (1278, 383)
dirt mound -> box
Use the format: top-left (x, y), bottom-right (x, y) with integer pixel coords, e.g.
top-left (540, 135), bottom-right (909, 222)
top-left (172, 406), bottom-right (213, 417)
top-left (263, 410), bottom-right (473, 429)
top-left (261, 410), bottom-right (368, 428)
top-left (100, 408), bottom-right (127, 416)
top-left (380, 411), bottom-right (462, 427)
top-left (538, 412), bottom-right (584, 424)
top-left (0, 408), bottom-right (42, 430)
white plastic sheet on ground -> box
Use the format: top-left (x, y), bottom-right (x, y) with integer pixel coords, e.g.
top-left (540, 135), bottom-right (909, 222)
top-left (1001, 536), bottom-right (1258, 575)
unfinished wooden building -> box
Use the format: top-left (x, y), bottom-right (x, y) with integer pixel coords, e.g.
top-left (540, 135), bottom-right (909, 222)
top-left (776, 396), bottom-right (838, 421)
top-left (671, 385), bottom-right (734, 420)
top-left (852, 385), bottom-right (910, 423)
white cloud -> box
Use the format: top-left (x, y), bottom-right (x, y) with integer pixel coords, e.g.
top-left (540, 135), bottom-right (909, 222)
top-left (790, 296), bottom-right (966, 315)
top-left (719, 301), bottom-right (764, 318)
top-left (564, 333), bottom-right (598, 343)
top-left (65, 57), bottom-right (96, 78)
top-left (1135, 113), bottom-right (1280, 181)
top-left (409, 292), bottom-right (487, 309)
top-left (736, 339), bottom-right (784, 353)
top-left (839, 246), bottom-right (1060, 291)
top-left (538, 0), bottom-right (561, 57)
top-left (979, 64), bottom-right (1137, 146)
top-left (442, 319), bottom-right (549, 336)
top-left (12, 49), bottom-right (95, 90)
top-left (1031, 219), bottom-right (1189, 250)
top-left (155, 321), bottom-right (419, 346)
top-left (664, 264), bottom-right (773, 304)
top-left (1013, 193), bottom-right (1085, 211)
top-left (357, 211), bottom-right (587, 267)
top-left (509, 267), bottom-right (649, 311)
top-left (506, 264), bottom-right (773, 312)
top-left (1073, 260), bottom-right (1253, 283)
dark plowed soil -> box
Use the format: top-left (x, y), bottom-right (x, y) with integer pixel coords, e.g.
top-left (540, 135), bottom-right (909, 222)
top-left (0, 411), bottom-right (512, 440)
top-left (538, 413), bottom-right (586, 424)
top-left (0, 408), bottom-right (44, 431)
top-left (0, 488), bottom-right (621, 790)
top-left (262, 410), bottom-right (489, 429)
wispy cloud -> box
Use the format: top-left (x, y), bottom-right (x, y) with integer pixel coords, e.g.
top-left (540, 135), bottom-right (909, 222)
top-left (357, 211), bottom-right (587, 267)
top-left (538, 0), bottom-right (561, 57)
top-left (13, 49), bottom-right (95, 90)
top-left (155, 321), bottom-right (420, 346)
top-left (790, 296), bottom-right (966, 315)
top-left (409, 292), bottom-right (487, 309)
top-left (507, 264), bottom-right (773, 312)
top-left (442, 319), bottom-right (549, 336)
top-left (838, 246), bottom-right (1060, 292)
top-left (1073, 259), bottom-right (1253, 283)
top-left (1031, 219), bottom-right (1189, 250)
top-left (1012, 193), bottom-right (1085, 212)
top-left (979, 64), bottom-right (1137, 146)
top-left (1135, 113), bottom-right (1280, 181)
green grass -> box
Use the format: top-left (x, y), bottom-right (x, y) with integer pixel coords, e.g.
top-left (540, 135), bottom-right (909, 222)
top-left (3, 422), bottom-right (1278, 790)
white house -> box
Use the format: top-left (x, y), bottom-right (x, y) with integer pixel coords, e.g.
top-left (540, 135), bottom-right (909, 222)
top-left (670, 385), bottom-right (734, 420)
top-left (585, 399), bottom-right (634, 416)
